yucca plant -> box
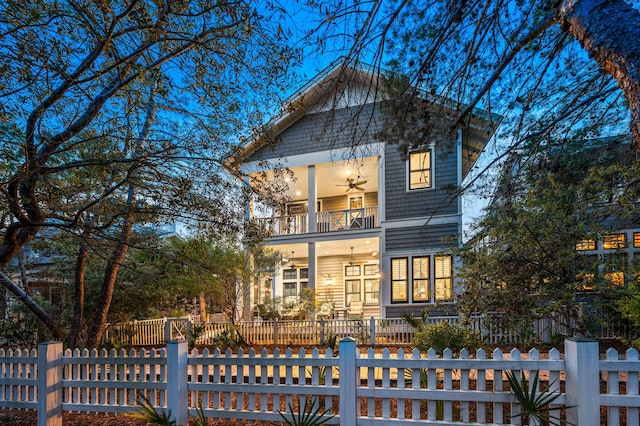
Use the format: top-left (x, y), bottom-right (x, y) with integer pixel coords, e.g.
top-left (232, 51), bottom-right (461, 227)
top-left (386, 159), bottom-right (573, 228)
top-left (276, 398), bottom-right (334, 426)
top-left (506, 370), bottom-right (569, 426)
top-left (130, 394), bottom-right (177, 425)
top-left (192, 404), bottom-right (208, 426)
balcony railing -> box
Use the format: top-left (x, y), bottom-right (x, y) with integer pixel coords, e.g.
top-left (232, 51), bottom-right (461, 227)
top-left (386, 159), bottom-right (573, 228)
top-left (256, 206), bottom-right (378, 236)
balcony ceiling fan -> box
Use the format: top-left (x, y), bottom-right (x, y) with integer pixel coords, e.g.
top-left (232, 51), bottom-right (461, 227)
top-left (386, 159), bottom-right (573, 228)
top-left (337, 176), bottom-right (367, 192)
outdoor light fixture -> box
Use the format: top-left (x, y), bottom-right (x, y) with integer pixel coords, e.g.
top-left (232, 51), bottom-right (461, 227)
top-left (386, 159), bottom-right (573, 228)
top-left (325, 274), bottom-right (333, 285)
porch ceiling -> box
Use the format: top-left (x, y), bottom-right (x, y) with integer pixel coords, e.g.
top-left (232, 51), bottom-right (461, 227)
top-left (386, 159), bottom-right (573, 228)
top-left (256, 156), bottom-right (379, 201)
top-left (270, 237), bottom-right (380, 259)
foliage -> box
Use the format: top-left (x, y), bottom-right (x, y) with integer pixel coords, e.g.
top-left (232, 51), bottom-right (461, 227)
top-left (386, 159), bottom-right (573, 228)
top-left (506, 370), bottom-right (567, 426)
top-left (257, 295), bottom-right (283, 320)
top-left (411, 320), bottom-right (484, 356)
top-left (455, 138), bottom-right (640, 336)
top-left (0, 0), bottom-right (296, 343)
top-left (210, 328), bottom-right (246, 350)
top-left (276, 398), bottom-right (334, 426)
top-left (131, 394), bottom-right (177, 425)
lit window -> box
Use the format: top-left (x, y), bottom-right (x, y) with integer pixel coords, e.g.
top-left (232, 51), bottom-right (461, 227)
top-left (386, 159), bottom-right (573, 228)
top-left (603, 234), bottom-right (626, 249)
top-left (576, 239), bottom-right (596, 251)
top-left (345, 279), bottom-right (361, 306)
top-left (412, 257), bottom-right (430, 302)
top-left (634, 232), bottom-right (640, 248)
top-left (408, 151), bottom-right (431, 190)
top-left (364, 279), bottom-right (379, 306)
top-left (391, 258), bottom-right (408, 303)
top-left (435, 255), bottom-right (453, 301)
top-left (283, 282), bottom-right (297, 297)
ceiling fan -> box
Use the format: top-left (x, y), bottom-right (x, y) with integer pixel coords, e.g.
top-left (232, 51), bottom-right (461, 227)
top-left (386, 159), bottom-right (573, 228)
top-left (337, 176), bottom-right (367, 192)
top-left (282, 251), bottom-right (296, 268)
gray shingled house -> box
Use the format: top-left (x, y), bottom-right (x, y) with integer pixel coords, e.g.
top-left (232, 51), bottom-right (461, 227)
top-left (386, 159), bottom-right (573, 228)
top-left (231, 63), bottom-right (496, 319)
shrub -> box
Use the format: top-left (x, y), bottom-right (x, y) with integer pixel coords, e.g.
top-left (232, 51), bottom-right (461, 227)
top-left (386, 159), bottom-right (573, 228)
top-left (412, 321), bottom-right (484, 356)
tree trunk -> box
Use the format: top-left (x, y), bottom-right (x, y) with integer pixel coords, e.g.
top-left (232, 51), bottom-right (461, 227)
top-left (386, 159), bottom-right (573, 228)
top-left (86, 213), bottom-right (135, 348)
top-left (67, 239), bottom-right (88, 348)
top-left (558, 0), bottom-right (640, 148)
top-left (199, 292), bottom-right (208, 322)
top-left (0, 270), bottom-right (64, 339)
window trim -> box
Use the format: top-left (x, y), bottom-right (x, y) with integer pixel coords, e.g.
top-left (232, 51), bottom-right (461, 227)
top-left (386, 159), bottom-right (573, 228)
top-left (391, 257), bottom-right (409, 303)
top-left (406, 148), bottom-right (435, 191)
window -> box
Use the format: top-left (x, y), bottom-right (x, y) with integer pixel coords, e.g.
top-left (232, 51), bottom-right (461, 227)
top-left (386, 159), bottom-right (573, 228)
top-left (604, 253), bottom-right (627, 286)
top-left (345, 265), bottom-right (361, 277)
top-left (576, 239), bottom-right (596, 251)
top-left (408, 151), bottom-right (432, 190)
top-left (345, 279), bottom-right (361, 306)
top-left (364, 279), bottom-right (380, 305)
top-left (283, 282), bottom-right (297, 298)
top-left (634, 232), bottom-right (640, 248)
top-left (603, 234), bottom-right (626, 249)
top-left (435, 255), bottom-right (453, 301)
top-left (343, 263), bottom-right (380, 307)
top-left (412, 257), bottom-right (430, 302)
top-left (282, 268), bottom-right (308, 302)
top-left (391, 258), bottom-right (408, 303)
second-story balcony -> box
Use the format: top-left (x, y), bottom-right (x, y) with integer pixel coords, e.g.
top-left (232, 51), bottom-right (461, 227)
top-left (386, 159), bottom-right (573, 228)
top-left (257, 206), bottom-right (378, 236)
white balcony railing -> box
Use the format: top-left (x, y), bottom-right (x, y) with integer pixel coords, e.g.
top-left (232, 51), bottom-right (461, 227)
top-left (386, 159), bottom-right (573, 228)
top-left (256, 206), bottom-right (378, 236)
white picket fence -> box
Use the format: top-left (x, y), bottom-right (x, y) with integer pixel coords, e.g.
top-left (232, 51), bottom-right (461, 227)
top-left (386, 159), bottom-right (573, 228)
top-left (104, 313), bottom-right (638, 348)
top-left (1, 338), bottom-right (640, 425)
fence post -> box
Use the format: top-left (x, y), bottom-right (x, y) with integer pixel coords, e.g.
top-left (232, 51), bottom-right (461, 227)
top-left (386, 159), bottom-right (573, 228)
top-left (167, 340), bottom-right (188, 425)
top-left (37, 341), bottom-right (63, 426)
top-left (564, 337), bottom-right (599, 426)
top-left (369, 316), bottom-right (375, 346)
top-left (274, 319), bottom-right (279, 346)
top-left (319, 318), bottom-right (325, 345)
top-left (339, 337), bottom-right (357, 426)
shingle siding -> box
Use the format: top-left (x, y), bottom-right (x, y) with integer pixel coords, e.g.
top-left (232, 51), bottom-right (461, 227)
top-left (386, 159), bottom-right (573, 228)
top-left (385, 224), bottom-right (459, 252)
top-left (384, 137), bottom-right (459, 220)
top-left (247, 104), bottom-right (382, 162)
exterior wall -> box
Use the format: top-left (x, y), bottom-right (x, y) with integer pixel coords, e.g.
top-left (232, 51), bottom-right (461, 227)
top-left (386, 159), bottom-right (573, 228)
top-left (246, 103), bottom-right (381, 163)
top-left (384, 223), bottom-right (459, 252)
top-left (383, 136), bottom-right (459, 220)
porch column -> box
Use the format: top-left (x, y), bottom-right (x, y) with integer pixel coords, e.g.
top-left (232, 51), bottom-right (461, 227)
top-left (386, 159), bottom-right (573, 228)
top-left (308, 242), bottom-right (316, 291)
top-left (308, 165), bottom-right (317, 232)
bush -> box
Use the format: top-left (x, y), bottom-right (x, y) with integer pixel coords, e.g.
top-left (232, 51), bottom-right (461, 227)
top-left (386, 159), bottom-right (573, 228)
top-left (412, 321), bottom-right (484, 356)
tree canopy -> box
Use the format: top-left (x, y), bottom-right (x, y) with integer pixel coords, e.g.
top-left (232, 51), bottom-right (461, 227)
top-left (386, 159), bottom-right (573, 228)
top-left (0, 0), bottom-right (297, 344)
top-left (304, 0), bottom-right (639, 166)
top-left (455, 136), bottom-right (640, 335)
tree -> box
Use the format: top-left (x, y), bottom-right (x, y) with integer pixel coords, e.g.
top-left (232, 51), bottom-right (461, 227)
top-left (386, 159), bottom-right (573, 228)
top-left (455, 136), bottom-right (640, 335)
top-left (302, 0), bottom-right (639, 164)
top-left (0, 0), bottom-right (295, 344)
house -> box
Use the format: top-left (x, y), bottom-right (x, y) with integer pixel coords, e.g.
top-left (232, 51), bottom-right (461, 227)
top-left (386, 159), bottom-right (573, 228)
top-left (231, 63), bottom-right (496, 319)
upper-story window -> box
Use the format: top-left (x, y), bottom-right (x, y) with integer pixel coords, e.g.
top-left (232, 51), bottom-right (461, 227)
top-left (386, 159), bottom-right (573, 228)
top-left (576, 239), bottom-right (596, 251)
top-left (603, 234), bottom-right (626, 249)
top-left (408, 150), bottom-right (432, 190)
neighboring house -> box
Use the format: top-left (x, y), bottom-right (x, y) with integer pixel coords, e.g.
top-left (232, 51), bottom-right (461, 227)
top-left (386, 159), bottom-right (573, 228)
top-left (231, 63), bottom-right (496, 319)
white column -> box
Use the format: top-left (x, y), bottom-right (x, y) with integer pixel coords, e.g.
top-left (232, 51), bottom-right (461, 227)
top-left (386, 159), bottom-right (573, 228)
top-left (564, 337), bottom-right (599, 426)
top-left (37, 341), bottom-right (63, 426)
top-left (308, 165), bottom-right (317, 233)
top-left (339, 338), bottom-right (358, 426)
top-left (167, 340), bottom-right (188, 425)
top-left (308, 242), bottom-right (316, 291)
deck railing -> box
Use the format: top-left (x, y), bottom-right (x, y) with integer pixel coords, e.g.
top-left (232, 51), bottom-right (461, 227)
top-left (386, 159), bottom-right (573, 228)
top-left (254, 206), bottom-right (378, 236)
top-left (104, 313), bottom-right (639, 348)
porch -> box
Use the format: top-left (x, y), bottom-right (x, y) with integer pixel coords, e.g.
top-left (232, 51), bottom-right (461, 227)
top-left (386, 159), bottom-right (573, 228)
top-left (255, 206), bottom-right (378, 236)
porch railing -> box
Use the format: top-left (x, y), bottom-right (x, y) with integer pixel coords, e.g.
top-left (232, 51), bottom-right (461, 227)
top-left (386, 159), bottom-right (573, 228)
top-left (255, 206), bottom-right (378, 236)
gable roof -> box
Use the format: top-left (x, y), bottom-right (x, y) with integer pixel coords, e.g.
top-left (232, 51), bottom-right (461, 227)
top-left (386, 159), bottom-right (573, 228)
top-left (230, 60), bottom-right (499, 169)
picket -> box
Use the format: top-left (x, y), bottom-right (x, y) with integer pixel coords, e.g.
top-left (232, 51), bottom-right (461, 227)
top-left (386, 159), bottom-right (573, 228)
top-left (3, 339), bottom-right (640, 425)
